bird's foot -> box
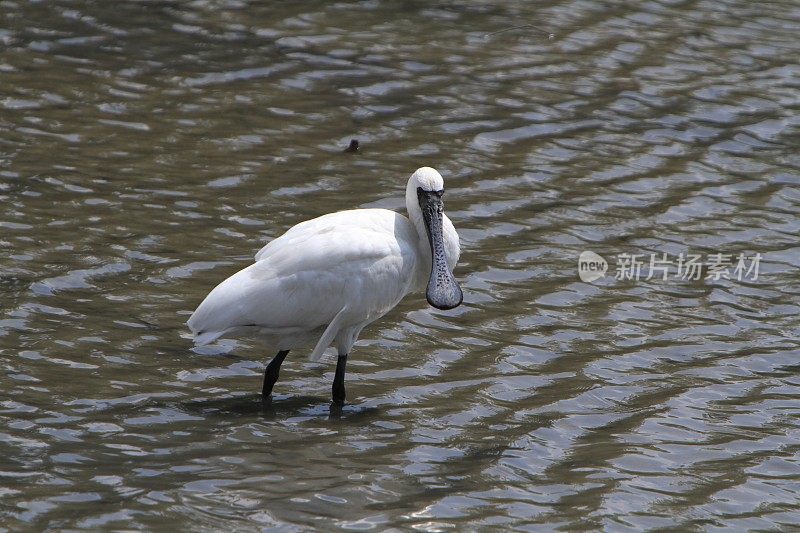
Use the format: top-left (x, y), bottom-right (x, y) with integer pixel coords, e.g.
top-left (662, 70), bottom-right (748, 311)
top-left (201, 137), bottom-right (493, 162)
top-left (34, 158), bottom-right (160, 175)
top-left (329, 401), bottom-right (344, 419)
top-left (331, 390), bottom-right (346, 405)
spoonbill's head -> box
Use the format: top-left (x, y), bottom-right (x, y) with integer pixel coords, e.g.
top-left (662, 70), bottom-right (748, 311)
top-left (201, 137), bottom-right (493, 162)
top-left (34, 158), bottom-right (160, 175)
top-left (409, 167), bottom-right (463, 311)
top-left (410, 166), bottom-right (445, 192)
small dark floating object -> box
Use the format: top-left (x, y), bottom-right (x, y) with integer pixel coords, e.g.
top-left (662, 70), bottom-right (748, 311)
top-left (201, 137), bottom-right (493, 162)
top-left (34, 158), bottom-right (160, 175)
top-left (344, 139), bottom-right (359, 153)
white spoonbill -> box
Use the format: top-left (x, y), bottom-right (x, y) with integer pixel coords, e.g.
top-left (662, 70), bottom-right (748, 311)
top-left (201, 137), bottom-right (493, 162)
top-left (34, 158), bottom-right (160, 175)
top-left (187, 167), bottom-right (462, 405)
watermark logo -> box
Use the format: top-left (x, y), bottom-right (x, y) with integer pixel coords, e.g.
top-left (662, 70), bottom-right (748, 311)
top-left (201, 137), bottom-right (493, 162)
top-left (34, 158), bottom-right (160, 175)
top-left (578, 251), bottom-right (762, 283)
top-left (578, 251), bottom-right (608, 282)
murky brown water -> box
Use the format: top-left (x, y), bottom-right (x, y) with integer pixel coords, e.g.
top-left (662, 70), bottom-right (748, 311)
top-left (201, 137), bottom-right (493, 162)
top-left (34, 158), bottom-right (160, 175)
top-left (2, 0), bottom-right (800, 530)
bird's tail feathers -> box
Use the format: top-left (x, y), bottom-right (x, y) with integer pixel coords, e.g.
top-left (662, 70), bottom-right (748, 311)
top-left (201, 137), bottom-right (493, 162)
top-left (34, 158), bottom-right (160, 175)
top-left (192, 329), bottom-right (225, 346)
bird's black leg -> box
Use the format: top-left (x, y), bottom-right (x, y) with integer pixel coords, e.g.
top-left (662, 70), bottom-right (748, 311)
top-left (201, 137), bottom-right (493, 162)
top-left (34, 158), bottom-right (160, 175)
top-left (262, 350), bottom-right (289, 399)
top-left (332, 354), bottom-right (348, 405)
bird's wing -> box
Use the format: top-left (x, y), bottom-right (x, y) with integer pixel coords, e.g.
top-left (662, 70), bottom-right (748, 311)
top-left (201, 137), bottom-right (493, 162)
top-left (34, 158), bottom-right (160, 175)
top-left (255, 210), bottom-right (361, 262)
top-left (254, 219), bottom-right (311, 261)
top-left (188, 210), bottom-right (418, 342)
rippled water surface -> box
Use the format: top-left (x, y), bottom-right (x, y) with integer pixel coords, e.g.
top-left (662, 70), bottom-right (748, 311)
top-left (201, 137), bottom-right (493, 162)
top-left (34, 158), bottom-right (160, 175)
top-left (2, 0), bottom-right (800, 530)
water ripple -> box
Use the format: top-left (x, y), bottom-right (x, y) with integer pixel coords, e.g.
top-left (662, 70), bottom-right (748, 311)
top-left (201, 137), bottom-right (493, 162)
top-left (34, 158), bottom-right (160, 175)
top-left (1, 0), bottom-right (799, 530)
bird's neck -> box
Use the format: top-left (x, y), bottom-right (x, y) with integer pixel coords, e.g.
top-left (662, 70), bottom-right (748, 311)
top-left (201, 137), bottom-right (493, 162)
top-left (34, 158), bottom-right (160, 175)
top-left (405, 183), bottom-right (433, 289)
top-left (405, 182), bottom-right (428, 246)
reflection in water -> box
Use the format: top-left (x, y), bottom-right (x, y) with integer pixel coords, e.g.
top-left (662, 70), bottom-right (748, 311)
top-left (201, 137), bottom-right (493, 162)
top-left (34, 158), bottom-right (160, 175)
top-left (1, 0), bottom-right (799, 529)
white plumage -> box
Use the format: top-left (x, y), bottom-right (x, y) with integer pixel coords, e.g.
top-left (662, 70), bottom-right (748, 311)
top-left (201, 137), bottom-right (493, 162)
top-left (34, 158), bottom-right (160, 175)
top-left (187, 167), bottom-right (462, 403)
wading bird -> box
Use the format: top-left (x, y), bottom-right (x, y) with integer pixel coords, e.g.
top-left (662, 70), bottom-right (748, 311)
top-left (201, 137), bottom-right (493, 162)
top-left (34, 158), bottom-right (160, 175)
top-left (187, 167), bottom-right (462, 405)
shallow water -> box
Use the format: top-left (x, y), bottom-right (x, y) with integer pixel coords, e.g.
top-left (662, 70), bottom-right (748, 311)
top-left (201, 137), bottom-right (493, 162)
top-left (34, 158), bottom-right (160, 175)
top-left (2, 0), bottom-right (800, 530)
